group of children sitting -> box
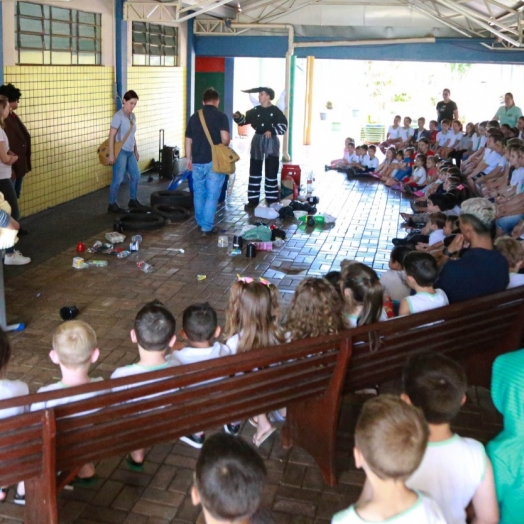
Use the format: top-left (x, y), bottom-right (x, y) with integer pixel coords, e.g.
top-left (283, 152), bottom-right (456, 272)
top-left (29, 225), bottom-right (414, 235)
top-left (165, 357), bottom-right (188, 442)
top-left (0, 256), bottom-right (521, 522)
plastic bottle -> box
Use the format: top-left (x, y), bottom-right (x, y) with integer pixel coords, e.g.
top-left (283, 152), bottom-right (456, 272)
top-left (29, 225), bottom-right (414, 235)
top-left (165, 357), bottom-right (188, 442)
top-left (307, 171), bottom-right (314, 194)
top-left (137, 261), bottom-right (154, 273)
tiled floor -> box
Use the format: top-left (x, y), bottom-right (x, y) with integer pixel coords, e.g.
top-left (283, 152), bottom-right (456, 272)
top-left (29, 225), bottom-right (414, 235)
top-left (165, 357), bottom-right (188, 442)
top-left (0, 138), bottom-right (502, 523)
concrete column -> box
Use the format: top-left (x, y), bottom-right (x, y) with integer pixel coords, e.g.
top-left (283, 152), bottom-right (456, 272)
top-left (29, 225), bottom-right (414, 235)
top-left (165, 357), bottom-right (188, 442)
top-left (0, 2), bottom-right (4, 86)
top-left (186, 17), bottom-right (195, 123)
top-left (114, 0), bottom-right (127, 110)
top-left (304, 56), bottom-right (314, 145)
top-left (224, 58), bottom-right (234, 134)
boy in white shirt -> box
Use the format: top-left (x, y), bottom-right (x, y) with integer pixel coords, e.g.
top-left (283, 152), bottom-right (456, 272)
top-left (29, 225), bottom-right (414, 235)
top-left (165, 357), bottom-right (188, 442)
top-left (355, 145), bottom-right (379, 175)
top-left (16, 320), bottom-right (102, 504)
top-left (402, 353), bottom-right (499, 524)
top-left (435, 119), bottom-right (452, 156)
top-left (495, 236), bottom-right (524, 288)
top-left (111, 301), bottom-right (177, 468)
top-left (399, 252), bottom-right (448, 316)
top-left (334, 395), bottom-right (446, 524)
top-left (398, 116), bottom-right (415, 148)
top-left (416, 212), bottom-right (446, 252)
top-left (170, 303), bottom-right (234, 440)
top-left (192, 433), bottom-right (267, 524)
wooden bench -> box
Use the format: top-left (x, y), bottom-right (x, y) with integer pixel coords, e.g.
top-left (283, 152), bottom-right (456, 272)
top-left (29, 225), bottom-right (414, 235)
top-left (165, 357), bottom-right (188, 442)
top-left (0, 287), bottom-right (523, 523)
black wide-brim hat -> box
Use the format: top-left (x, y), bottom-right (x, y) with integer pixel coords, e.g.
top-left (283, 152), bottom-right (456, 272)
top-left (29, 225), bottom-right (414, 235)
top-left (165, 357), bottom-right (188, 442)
top-left (242, 87), bottom-right (275, 100)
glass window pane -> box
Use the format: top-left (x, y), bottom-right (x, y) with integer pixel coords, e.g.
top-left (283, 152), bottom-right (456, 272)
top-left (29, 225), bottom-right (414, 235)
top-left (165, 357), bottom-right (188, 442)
top-left (52, 21), bottom-right (71, 36)
top-left (44, 19), bottom-right (50, 34)
top-left (20, 18), bottom-right (43, 33)
top-left (164, 26), bottom-right (175, 36)
top-left (51, 7), bottom-right (71, 21)
top-left (165, 35), bottom-right (175, 46)
top-left (79, 25), bottom-right (95, 38)
top-left (150, 45), bottom-right (161, 56)
top-left (20, 33), bottom-right (44, 48)
top-left (132, 43), bottom-right (147, 55)
top-left (164, 46), bottom-right (176, 56)
top-left (19, 2), bottom-right (42, 17)
top-left (78, 38), bottom-right (95, 51)
top-left (165, 56), bottom-right (175, 66)
top-left (51, 36), bottom-right (71, 50)
top-left (150, 55), bottom-right (161, 66)
top-left (133, 54), bottom-right (146, 66)
top-left (149, 24), bottom-right (161, 34)
top-left (44, 35), bottom-right (50, 49)
top-left (51, 51), bottom-right (71, 64)
top-left (78, 12), bottom-right (95, 25)
top-left (133, 21), bottom-right (146, 32)
top-left (19, 49), bottom-right (43, 64)
top-left (79, 53), bottom-right (96, 65)
top-left (132, 31), bottom-right (146, 44)
top-left (150, 34), bottom-right (161, 45)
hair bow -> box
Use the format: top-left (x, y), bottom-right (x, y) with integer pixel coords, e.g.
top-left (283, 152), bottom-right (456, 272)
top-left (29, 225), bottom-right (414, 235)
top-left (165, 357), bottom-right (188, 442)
top-left (237, 274), bottom-right (254, 284)
top-left (457, 184), bottom-right (464, 190)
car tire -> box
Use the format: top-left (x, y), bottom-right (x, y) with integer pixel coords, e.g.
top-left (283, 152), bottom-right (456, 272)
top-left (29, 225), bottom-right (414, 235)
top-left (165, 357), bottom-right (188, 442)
top-left (151, 204), bottom-right (192, 222)
top-left (114, 213), bottom-right (166, 232)
top-left (150, 190), bottom-right (193, 209)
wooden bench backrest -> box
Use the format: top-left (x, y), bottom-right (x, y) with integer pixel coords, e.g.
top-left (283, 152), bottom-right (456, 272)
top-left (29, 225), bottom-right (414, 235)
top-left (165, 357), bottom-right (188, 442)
top-left (0, 410), bottom-right (54, 486)
top-left (0, 336), bottom-right (351, 475)
top-left (342, 286), bottom-right (524, 393)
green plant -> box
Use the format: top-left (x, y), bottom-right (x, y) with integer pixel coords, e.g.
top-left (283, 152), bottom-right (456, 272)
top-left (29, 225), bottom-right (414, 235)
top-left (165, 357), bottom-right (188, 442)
top-left (326, 101), bottom-right (333, 110)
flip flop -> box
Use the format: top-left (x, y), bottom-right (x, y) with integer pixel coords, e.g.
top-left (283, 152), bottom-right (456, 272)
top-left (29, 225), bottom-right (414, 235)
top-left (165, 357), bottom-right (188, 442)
top-left (253, 426), bottom-right (276, 448)
top-left (248, 417), bottom-right (258, 428)
top-left (125, 455), bottom-right (144, 472)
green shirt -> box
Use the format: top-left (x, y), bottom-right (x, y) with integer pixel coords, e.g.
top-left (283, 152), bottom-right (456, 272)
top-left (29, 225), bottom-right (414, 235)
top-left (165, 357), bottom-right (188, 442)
top-left (495, 105), bottom-right (522, 127)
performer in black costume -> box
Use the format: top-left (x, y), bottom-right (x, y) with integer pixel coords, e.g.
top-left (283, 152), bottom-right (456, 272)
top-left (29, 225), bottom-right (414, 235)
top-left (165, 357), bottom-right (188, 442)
top-left (233, 87), bottom-right (288, 208)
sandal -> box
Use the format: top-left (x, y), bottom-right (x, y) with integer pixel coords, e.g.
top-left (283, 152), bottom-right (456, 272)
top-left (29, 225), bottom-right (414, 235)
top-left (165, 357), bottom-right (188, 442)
top-left (253, 427), bottom-right (276, 448)
top-left (248, 417), bottom-right (258, 428)
top-left (0, 487), bottom-right (7, 503)
top-left (125, 455), bottom-right (144, 472)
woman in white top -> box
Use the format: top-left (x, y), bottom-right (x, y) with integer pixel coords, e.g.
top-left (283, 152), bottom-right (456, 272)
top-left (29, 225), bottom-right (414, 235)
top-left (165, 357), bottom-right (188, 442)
top-left (0, 96), bottom-right (30, 266)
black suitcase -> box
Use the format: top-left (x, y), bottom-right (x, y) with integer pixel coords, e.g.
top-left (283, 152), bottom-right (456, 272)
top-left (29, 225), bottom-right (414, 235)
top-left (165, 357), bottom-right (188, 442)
top-left (158, 129), bottom-right (180, 179)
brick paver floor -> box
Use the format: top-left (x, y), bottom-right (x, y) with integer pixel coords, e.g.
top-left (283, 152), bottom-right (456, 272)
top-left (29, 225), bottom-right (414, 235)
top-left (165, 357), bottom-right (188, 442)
top-left (0, 139), bottom-right (502, 523)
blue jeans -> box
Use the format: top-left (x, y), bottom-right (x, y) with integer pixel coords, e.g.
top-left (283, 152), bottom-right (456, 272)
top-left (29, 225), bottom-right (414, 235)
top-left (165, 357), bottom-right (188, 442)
top-left (109, 150), bottom-right (140, 204)
top-left (496, 213), bottom-right (524, 235)
top-left (192, 162), bottom-right (225, 232)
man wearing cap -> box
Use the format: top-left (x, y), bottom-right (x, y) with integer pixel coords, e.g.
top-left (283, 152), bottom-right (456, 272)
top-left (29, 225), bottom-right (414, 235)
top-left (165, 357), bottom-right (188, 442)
top-left (233, 87), bottom-right (288, 209)
top-left (436, 198), bottom-right (508, 303)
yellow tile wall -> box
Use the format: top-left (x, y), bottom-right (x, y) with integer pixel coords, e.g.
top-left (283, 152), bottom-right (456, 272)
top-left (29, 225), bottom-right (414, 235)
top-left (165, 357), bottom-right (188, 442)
top-left (4, 66), bottom-right (114, 217)
top-left (127, 67), bottom-right (187, 171)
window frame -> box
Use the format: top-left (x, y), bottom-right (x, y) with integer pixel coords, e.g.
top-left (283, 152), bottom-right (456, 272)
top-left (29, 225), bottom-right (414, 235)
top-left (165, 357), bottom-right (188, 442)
top-left (131, 21), bottom-right (179, 67)
top-left (15, 1), bottom-right (102, 66)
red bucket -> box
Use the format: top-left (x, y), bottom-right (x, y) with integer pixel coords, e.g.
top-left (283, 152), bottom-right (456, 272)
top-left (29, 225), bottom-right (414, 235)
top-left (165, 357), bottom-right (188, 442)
top-left (281, 164), bottom-right (301, 188)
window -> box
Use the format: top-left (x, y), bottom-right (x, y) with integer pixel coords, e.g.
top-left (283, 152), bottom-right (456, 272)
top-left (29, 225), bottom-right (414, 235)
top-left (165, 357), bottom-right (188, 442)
top-left (16, 2), bottom-right (101, 65)
top-left (132, 22), bottom-right (178, 66)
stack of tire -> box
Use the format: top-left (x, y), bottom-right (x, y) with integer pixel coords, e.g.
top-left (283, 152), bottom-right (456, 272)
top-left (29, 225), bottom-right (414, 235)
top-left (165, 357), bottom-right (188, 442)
top-left (113, 190), bottom-right (193, 232)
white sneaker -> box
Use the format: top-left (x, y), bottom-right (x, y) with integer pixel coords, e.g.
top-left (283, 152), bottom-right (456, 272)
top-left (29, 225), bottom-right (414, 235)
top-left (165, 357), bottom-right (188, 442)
top-left (254, 205), bottom-right (279, 219)
top-left (4, 250), bottom-right (31, 266)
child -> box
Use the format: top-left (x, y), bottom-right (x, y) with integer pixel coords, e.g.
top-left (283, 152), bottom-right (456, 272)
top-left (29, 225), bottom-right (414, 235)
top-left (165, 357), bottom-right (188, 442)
top-left (355, 145), bottom-right (379, 175)
top-left (326, 137), bottom-right (355, 171)
top-left (0, 327), bottom-right (29, 502)
top-left (495, 236), bottom-right (524, 288)
top-left (386, 147), bottom-right (415, 186)
top-left (16, 321), bottom-right (102, 504)
top-left (429, 119), bottom-right (438, 148)
top-left (487, 349), bottom-right (524, 524)
top-left (412, 156), bottom-right (440, 198)
top-left (416, 212), bottom-right (447, 251)
top-left (224, 278), bottom-right (281, 447)
top-left (192, 433), bottom-right (267, 524)
top-left (403, 154), bottom-right (427, 192)
top-left (111, 301), bottom-right (177, 459)
top-left (403, 352), bottom-right (499, 524)
top-left (284, 277), bottom-right (348, 340)
top-left (435, 119), bottom-right (452, 157)
top-left (380, 245), bottom-right (412, 309)
top-left (379, 115), bottom-right (402, 153)
top-left (340, 261), bottom-right (385, 327)
top-left (398, 116), bottom-right (415, 148)
top-left (170, 303), bottom-right (236, 436)
top-left (411, 117), bottom-right (430, 144)
top-left (399, 252), bottom-right (449, 316)
top-left (375, 147), bottom-right (397, 181)
top-left (441, 120), bottom-right (463, 159)
top-left (335, 395), bottom-right (446, 524)
top-left (449, 122), bottom-right (475, 167)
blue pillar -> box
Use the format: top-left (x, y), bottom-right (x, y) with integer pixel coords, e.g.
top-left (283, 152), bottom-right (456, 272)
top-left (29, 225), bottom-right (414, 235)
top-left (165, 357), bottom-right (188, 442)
top-left (0, 2), bottom-right (4, 86)
top-left (115, 0), bottom-right (127, 110)
top-left (186, 17), bottom-right (195, 122)
top-left (224, 58), bottom-right (234, 134)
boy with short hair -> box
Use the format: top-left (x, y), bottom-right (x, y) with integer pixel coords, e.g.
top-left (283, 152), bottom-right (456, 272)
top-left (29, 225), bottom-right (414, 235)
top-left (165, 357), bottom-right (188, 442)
top-left (435, 119), bottom-right (452, 155)
top-left (399, 116), bottom-right (415, 148)
top-left (402, 352), bottom-right (499, 524)
top-left (16, 320), bottom-right (102, 504)
top-left (170, 302), bottom-right (234, 444)
top-left (416, 212), bottom-right (447, 252)
top-left (335, 395), bottom-right (446, 523)
top-left (495, 236), bottom-right (524, 288)
top-left (429, 120), bottom-right (438, 147)
top-left (399, 252), bottom-right (449, 316)
top-left (111, 301), bottom-right (177, 468)
top-left (192, 433), bottom-right (267, 524)
top-left (412, 117), bottom-right (430, 144)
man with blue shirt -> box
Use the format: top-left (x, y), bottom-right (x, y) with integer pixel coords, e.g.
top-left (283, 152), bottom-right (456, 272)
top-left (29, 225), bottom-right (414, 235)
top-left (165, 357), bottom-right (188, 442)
top-left (185, 88), bottom-right (230, 237)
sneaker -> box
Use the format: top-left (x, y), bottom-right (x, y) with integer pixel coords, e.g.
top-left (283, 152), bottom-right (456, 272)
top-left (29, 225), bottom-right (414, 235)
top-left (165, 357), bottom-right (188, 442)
top-left (254, 205), bottom-right (279, 220)
top-left (13, 492), bottom-right (25, 506)
top-left (128, 199), bottom-right (149, 211)
top-left (107, 203), bottom-right (124, 213)
top-left (4, 251), bottom-right (31, 266)
top-left (180, 433), bottom-right (205, 449)
top-left (244, 202), bottom-right (258, 211)
top-left (224, 423), bottom-right (241, 436)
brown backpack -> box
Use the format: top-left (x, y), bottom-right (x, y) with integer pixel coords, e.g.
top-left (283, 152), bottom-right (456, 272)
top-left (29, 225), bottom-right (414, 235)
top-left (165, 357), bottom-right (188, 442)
top-left (97, 122), bottom-right (134, 166)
